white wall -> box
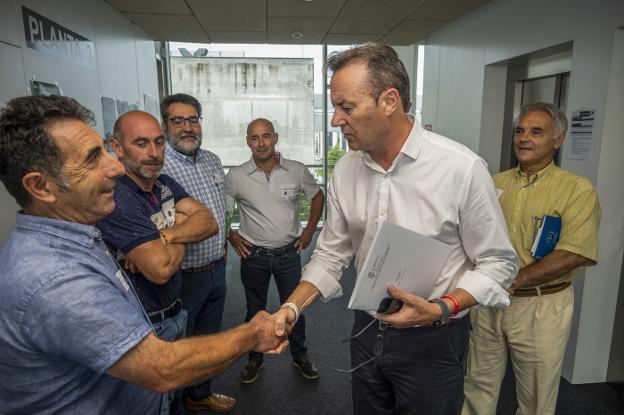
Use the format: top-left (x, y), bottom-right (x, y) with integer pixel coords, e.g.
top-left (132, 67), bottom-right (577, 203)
top-left (422, 0), bottom-right (624, 383)
top-left (0, 0), bottom-right (159, 246)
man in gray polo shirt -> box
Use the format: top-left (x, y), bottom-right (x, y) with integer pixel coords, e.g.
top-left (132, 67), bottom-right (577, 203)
top-left (225, 118), bottom-right (324, 383)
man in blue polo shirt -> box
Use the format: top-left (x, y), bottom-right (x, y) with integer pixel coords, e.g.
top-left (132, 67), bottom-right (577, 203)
top-left (0, 95), bottom-right (288, 415)
top-left (97, 110), bottom-right (218, 414)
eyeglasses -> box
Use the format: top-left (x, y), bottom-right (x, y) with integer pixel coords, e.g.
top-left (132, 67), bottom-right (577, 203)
top-left (333, 319), bottom-right (387, 374)
top-left (168, 116), bottom-right (202, 128)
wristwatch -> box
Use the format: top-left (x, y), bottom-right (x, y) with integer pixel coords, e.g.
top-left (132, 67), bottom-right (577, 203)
top-left (429, 298), bottom-right (451, 326)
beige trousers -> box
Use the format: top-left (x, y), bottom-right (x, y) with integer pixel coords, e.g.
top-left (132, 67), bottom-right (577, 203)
top-left (462, 285), bottom-right (574, 415)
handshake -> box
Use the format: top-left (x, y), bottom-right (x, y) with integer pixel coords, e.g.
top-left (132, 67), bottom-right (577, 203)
top-left (246, 306), bottom-right (297, 354)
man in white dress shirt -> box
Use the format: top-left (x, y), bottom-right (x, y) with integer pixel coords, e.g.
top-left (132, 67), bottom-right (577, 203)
top-left (272, 43), bottom-right (519, 415)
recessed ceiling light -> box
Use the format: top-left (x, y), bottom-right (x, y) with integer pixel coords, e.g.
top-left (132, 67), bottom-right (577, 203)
top-left (291, 31), bottom-right (304, 39)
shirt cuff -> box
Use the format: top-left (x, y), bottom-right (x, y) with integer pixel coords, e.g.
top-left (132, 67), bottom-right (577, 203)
top-left (301, 262), bottom-right (343, 302)
top-left (555, 243), bottom-right (598, 264)
top-left (456, 270), bottom-right (511, 309)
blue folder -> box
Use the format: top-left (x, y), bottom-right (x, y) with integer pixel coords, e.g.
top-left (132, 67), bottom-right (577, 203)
top-left (531, 215), bottom-right (561, 259)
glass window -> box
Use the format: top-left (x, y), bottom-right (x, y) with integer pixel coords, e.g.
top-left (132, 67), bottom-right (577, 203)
top-left (168, 42), bottom-right (423, 228)
top-left (170, 43), bottom-right (324, 225)
top-left (415, 44), bottom-right (425, 124)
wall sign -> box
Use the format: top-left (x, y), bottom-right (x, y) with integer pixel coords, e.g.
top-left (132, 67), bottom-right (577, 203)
top-left (30, 80), bottom-right (62, 96)
top-left (568, 109), bottom-right (594, 161)
top-left (22, 6), bottom-right (96, 70)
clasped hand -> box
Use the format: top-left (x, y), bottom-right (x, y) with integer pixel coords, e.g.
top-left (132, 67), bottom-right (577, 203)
top-left (376, 285), bottom-right (441, 328)
top-left (248, 308), bottom-right (297, 354)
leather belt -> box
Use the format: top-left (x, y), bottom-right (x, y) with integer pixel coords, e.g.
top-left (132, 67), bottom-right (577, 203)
top-left (251, 241), bottom-right (296, 257)
top-left (379, 315), bottom-right (466, 329)
top-left (148, 299), bottom-right (182, 324)
top-left (182, 257), bottom-right (224, 273)
top-left (512, 281), bottom-right (571, 297)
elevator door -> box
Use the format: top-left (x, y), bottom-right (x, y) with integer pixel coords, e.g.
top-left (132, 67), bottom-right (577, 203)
top-left (506, 72), bottom-right (570, 168)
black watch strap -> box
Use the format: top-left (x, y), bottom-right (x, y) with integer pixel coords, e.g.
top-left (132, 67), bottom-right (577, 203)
top-left (429, 298), bottom-right (451, 326)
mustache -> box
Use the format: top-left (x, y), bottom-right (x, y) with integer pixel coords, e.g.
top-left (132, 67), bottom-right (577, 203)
top-left (177, 133), bottom-right (200, 141)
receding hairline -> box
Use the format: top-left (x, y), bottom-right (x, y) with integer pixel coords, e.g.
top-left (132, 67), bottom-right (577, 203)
top-left (114, 110), bottom-right (160, 140)
top-left (246, 118), bottom-right (275, 136)
top-left (517, 109), bottom-right (556, 128)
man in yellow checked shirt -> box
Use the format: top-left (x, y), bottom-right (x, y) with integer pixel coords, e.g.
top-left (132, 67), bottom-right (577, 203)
top-left (463, 102), bottom-right (601, 415)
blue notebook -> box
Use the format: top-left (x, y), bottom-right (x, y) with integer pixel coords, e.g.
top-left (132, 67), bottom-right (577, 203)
top-left (531, 215), bottom-right (561, 259)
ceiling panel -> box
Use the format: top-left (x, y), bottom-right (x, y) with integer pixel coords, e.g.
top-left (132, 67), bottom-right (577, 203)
top-left (124, 13), bottom-right (209, 42)
top-left (105, 0), bottom-right (191, 15)
top-left (268, 0), bottom-right (347, 17)
top-left (208, 31), bottom-right (267, 44)
top-left (379, 20), bottom-right (446, 45)
top-left (408, 0), bottom-right (491, 21)
top-left (189, 0), bottom-right (266, 32)
top-left (187, 0), bottom-right (266, 17)
top-left (267, 17), bottom-right (333, 44)
top-left (329, 0), bottom-right (427, 34)
top-left (107, 0), bottom-right (495, 45)
top-left (322, 33), bottom-right (381, 45)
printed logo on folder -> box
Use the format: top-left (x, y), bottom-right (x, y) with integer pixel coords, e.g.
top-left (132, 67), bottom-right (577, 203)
top-left (531, 215), bottom-right (561, 259)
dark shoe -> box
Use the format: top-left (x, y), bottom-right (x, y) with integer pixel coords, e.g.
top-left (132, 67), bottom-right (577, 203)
top-left (292, 355), bottom-right (320, 380)
top-left (240, 359), bottom-right (265, 384)
top-left (184, 393), bottom-right (236, 413)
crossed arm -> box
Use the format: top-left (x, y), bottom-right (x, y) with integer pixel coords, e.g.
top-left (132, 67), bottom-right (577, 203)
top-left (125, 197), bottom-right (218, 284)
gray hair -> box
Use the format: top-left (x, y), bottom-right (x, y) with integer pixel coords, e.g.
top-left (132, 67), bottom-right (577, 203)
top-left (517, 102), bottom-right (568, 138)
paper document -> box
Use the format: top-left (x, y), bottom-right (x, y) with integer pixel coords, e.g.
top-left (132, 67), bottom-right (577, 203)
top-left (348, 222), bottom-right (453, 312)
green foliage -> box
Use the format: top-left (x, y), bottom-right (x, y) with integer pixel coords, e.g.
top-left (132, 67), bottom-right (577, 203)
top-left (298, 193), bottom-right (311, 221)
top-left (315, 142), bottom-right (346, 182)
top-left (327, 142), bottom-right (346, 165)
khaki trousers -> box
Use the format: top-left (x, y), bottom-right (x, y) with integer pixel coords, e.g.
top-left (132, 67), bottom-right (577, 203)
top-left (462, 285), bottom-right (574, 415)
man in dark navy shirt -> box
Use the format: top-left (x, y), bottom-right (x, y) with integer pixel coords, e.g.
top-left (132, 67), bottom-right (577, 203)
top-left (98, 110), bottom-right (218, 414)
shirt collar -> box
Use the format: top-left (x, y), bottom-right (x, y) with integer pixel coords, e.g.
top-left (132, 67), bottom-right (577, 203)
top-left (246, 152), bottom-right (287, 175)
top-left (515, 161), bottom-right (557, 184)
top-left (361, 114), bottom-right (421, 172)
top-left (16, 212), bottom-right (101, 247)
top-left (118, 174), bottom-right (162, 194)
top-left (399, 114), bottom-right (423, 162)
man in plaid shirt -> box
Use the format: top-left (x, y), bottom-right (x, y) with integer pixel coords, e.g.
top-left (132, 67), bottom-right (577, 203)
top-left (161, 93), bottom-right (235, 413)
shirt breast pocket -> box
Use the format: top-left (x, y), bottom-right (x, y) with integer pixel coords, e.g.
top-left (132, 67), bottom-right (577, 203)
top-left (281, 184), bottom-right (300, 200)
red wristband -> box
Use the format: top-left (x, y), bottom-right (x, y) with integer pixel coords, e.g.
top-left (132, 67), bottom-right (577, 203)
top-left (441, 294), bottom-right (460, 316)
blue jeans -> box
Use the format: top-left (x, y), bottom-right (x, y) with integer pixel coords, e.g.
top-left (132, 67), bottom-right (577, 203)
top-left (241, 242), bottom-right (307, 361)
top-left (151, 308), bottom-right (188, 415)
top-left (181, 258), bottom-right (227, 400)
top-left (350, 310), bottom-right (470, 415)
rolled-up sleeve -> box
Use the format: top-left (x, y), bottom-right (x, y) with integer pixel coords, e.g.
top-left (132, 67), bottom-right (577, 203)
top-left (455, 159), bottom-right (519, 308)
